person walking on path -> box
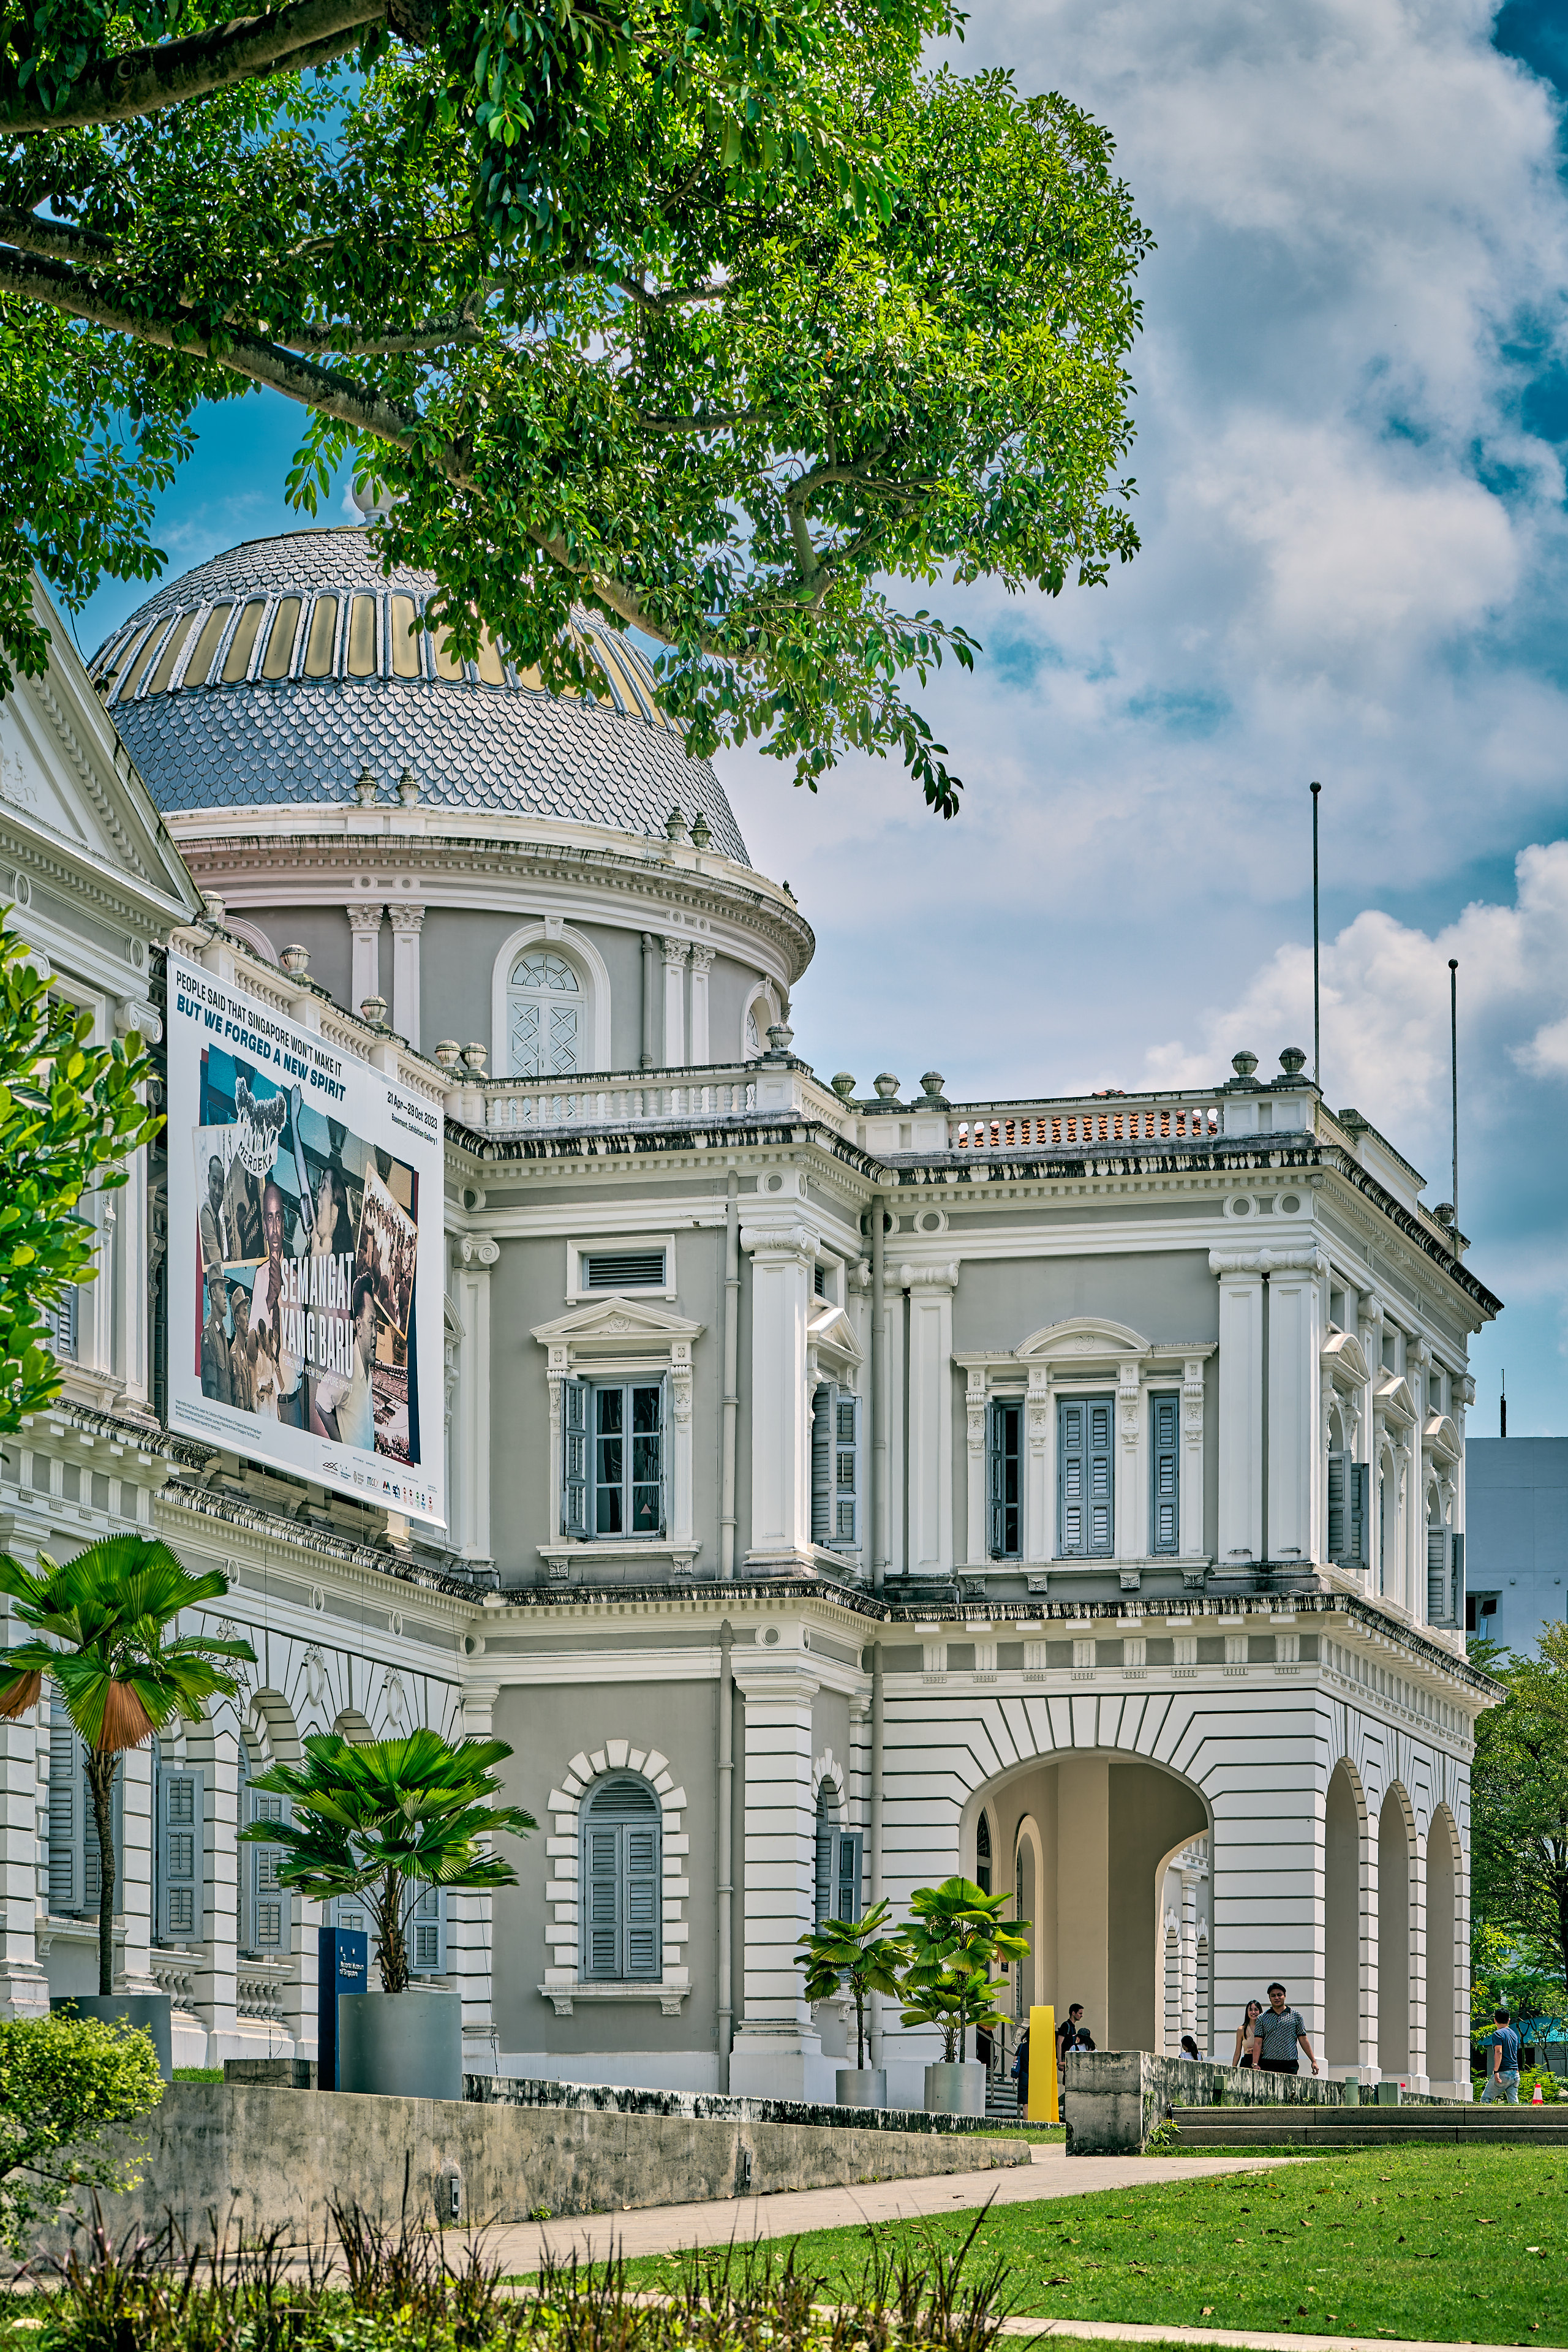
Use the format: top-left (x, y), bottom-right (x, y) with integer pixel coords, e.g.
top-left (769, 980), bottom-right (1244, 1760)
top-left (1480, 2006), bottom-right (1521, 2103)
top-left (1233, 1997), bottom-right (1264, 2070)
top-left (1057, 2005), bottom-right (1085, 2071)
top-left (1012, 2026), bottom-right (1029, 2111)
top-left (1248, 1982), bottom-right (1319, 2076)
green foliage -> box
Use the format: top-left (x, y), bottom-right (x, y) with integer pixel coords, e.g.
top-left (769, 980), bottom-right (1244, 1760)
top-left (0, 0), bottom-right (1150, 812)
top-left (795, 1897), bottom-right (908, 2071)
top-left (0, 2013), bottom-right (163, 2254)
top-left (1469, 1920), bottom-right (1565, 2035)
top-left (242, 1725), bottom-right (533, 1992)
top-left (0, 1538), bottom-right (254, 1992)
top-left (0, 922), bottom-right (161, 1421)
top-left (1470, 1623), bottom-right (1568, 2027)
top-left (897, 1875), bottom-right (1028, 2064)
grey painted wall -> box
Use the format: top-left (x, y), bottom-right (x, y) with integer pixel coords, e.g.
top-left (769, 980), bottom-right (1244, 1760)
top-left (949, 1250), bottom-right (1219, 1354)
top-left (1466, 1437), bottom-right (1568, 1656)
top-left (491, 1678), bottom-right (719, 2058)
top-left (243, 907), bottom-right (351, 1009)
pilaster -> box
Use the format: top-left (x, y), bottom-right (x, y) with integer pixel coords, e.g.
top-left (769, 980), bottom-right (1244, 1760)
top-left (661, 938), bottom-right (688, 1068)
top-left (688, 944), bottom-right (714, 1067)
top-left (1180, 1355), bottom-right (1207, 1559)
top-left (902, 1263), bottom-right (957, 1576)
top-left (388, 903), bottom-right (424, 1049)
top-left (458, 1681), bottom-right (499, 2060)
top-left (348, 902), bottom-right (385, 1014)
top-left (1267, 1250), bottom-right (1325, 1563)
top-left (963, 1368), bottom-right (987, 1568)
top-left (1210, 1256), bottom-right (1264, 1564)
top-left (741, 1225), bottom-right (813, 1567)
top-left (453, 1234), bottom-right (497, 1561)
top-left (1116, 1360), bottom-right (1143, 1561)
top-left (728, 1660), bottom-right (829, 2100)
top-left (1025, 1365), bottom-right (1052, 1575)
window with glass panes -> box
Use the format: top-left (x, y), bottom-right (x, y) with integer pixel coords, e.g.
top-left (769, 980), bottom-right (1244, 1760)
top-left (988, 1398), bottom-right (1022, 1558)
top-left (592, 1380), bottom-right (664, 1537)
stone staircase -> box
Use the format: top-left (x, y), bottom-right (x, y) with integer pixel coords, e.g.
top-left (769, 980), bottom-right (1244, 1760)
top-left (1173, 2101), bottom-right (1568, 2147)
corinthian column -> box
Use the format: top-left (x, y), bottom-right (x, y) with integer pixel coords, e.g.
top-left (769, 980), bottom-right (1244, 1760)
top-left (388, 904), bottom-right (425, 1049)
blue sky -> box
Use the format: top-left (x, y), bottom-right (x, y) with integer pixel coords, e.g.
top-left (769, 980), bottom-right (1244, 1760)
top-left (71, 0), bottom-right (1568, 1434)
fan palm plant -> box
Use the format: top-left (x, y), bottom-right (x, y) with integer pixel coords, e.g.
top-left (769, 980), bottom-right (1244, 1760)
top-left (239, 1727), bottom-right (534, 1992)
top-left (795, 1898), bottom-right (908, 2070)
top-left (900, 1875), bottom-right (1030, 2062)
top-left (0, 1537), bottom-right (256, 1994)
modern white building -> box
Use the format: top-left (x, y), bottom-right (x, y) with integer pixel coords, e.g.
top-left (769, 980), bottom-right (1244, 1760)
top-left (0, 527), bottom-right (1501, 2099)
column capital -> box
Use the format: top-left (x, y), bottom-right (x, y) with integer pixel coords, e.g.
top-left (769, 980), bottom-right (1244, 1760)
top-left (741, 1221), bottom-right (813, 1261)
top-left (897, 1261), bottom-right (960, 1291)
top-left (388, 902), bottom-right (426, 934)
top-left (1209, 1245), bottom-right (1327, 1277)
top-left (456, 1232), bottom-right (500, 1270)
top-left (348, 902), bottom-right (386, 935)
top-left (688, 942), bottom-right (716, 974)
top-left (661, 935), bottom-right (690, 968)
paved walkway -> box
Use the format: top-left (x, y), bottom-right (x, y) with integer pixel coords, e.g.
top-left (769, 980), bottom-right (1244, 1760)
top-left (1009, 2327), bottom-right (1543, 2352)
top-left (494, 2143), bottom-right (1299, 2275)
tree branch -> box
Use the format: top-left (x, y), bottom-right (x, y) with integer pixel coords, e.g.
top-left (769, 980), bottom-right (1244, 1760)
top-left (1, 0), bottom-right (385, 134)
top-left (0, 208), bottom-right (114, 265)
top-left (281, 317), bottom-right (482, 353)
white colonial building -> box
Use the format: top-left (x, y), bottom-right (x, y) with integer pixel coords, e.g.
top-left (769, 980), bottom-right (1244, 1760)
top-left (0, 526), bottom-right (1500, 2100)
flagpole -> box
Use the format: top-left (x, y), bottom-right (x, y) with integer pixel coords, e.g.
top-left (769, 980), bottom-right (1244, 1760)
top-left (1449, 957), bottom-right (1459, 1230)
top-left (1310, 783), bottom-right (1322, 1087)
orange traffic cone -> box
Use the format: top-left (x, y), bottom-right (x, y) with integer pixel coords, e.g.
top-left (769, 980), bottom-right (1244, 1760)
top-left (1532, 2082), bottom-right (1544, 2105)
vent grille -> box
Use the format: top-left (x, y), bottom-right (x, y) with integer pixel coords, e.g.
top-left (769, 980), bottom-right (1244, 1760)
top-left (584, 1250), bottom-right (666, 1291)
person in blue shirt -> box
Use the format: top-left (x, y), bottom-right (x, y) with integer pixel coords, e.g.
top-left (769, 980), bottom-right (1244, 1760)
top-left (1480, 2006), bottom-right (1521, 2103)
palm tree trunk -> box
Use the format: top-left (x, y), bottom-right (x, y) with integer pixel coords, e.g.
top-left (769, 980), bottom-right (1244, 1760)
top-left (375, 1867), bottom-right (409, 1994)
top-left (86, 1752), bottom-right (117, 1997)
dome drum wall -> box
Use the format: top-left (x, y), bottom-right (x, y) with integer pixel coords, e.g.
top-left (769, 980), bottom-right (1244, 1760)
top-left (91, 530), bottom-right (749, 865)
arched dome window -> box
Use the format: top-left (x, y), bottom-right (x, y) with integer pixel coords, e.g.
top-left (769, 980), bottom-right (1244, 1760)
top-left (508, 950), bottom-right (581, 1078)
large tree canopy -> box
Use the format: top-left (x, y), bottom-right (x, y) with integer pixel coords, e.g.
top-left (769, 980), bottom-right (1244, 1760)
top-left (0, 0), bottom-right (1151, 810)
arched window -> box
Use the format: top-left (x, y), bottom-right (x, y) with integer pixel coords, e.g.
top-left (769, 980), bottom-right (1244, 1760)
top-left (508, 950), bottom-right (581, 1078)
top-left (976, 1810), bottom-right (993, 1895)
top-left (580, 1773), bottom-right (662, 1980)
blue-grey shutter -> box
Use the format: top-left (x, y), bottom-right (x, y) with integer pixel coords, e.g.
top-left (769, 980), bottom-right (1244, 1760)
top-left (1058, 1398), bottom-right (1085, 1556)
top-left (1350, 1462), bottom-right (1369, 1567)
top-left (584, 1823), bottom-right (620, 1976)
top-left (1327, 1451), bottom-right (1347, 1561)
top-left (624, 1821), bottom-right (661, 1977)
top-left (48, 1701), bottom-right (78, 1915)
top-left (834, 1391), bottom-right (860, 1547)
top-left (835, 1828), bottom-right (862, 1923)
top-left (248, 1789), bottom-right (288, 1951)
top-left (561, 1376), bottom-right (589, 1537)
top-left (1427, 1526), bottom-right (1451, 1623)
top-left (1087, 1396), bottom-right (1114, 1553)
top-left (1451, 1531), bottom-right (1464, 1625)
top-left (989, 1401), bottom-right (1006, 1557)
top-left (157, 1763), bottom-right (204, 1943)
top-left (810, 1381), bottom-right (835, 1545)
top-left (814, 1816), bottom-right (834, 1924)
top-left (410, 1882), bottom-right (447, 1975)
top-left (53, 1287), bottom-right (78, 1360)
top-left (1151, 1393), bottom-right (1179, 1554)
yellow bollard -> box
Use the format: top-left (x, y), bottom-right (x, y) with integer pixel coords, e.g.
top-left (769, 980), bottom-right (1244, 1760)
top-left (1027, 2003), bottom-right (1058, 2124)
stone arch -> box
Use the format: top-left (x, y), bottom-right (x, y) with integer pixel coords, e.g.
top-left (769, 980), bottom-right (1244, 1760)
top-left (1325, 1755), bottom-right (1366, 2070)
top-left (1012, 1812), bottom-right (1044, 2024)
top-left (489, 919), bottom-right (612, 1076)
top-left (952, 1747), bottom-right (1208, 2057)
top-left (1426, 1803), bottom-right (1461, 2087)
top-left (249, 1686), bottom-right (303, 1770)
top-left (1379, 1781), bottom-right (1415, 2078)
top-left (334, 1708), bottom-right (375, 1745)
top-left (742, 979), bottom-right (781, 1061)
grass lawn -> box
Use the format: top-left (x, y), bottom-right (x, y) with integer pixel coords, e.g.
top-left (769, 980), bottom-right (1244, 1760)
top-left (620, 2144), bottom-right (1568, 2343)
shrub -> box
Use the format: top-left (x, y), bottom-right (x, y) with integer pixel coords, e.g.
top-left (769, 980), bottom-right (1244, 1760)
top-left (0, 2014), bottom-right (164, 2253)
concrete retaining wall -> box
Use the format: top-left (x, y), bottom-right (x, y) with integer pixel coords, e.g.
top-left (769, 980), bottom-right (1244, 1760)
top-left (37, 2084), bottom-right (1028, 2254)
top-left (1062, 2052), bottom-right (1460, 2154)
top-left (466, 2075), bottom-right (1000, 2134)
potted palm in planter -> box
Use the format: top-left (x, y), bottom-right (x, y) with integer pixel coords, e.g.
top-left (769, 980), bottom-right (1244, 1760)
top-left (795, 1897), bottom-right (908, 2108)
top-left (901, 1875), bottom-right (1028, 2114)
top-left (0, 1537), bottom-right (255, 2076)
top-left (242, 1724), bottom-right (533, 2101)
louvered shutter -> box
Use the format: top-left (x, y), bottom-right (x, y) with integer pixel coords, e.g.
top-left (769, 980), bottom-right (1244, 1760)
top-left (1327, 1450), bottom-right (1347, 1561)
top-left (584, 1825), bottom-right (620, 1976)
top-left (1058, 1398), bottom-right (1085, 1556)
top-left (1350, 1462), bottom-right (1369, 1567)
top-left (1427, 1526), bottom-right (1451, 1623)
top-left (624, 1823), bottom-right (661, 1978)
top-left (248, 1789), bottom-right (288, 1951)
top-left (561, 1376), bottom-right (589, 1537)
top-left (834, 1392), bottom-right (860, 1546)
top-left (409, 1882), bottom-right (447, 1975)
top-left (657, 1373), bottom-right (670, 1538)
top-left (1087, 1397), bottom-right (1114, 1553)
top-left (1152, 1393), bottom-right (1179, 1554)
top-left (989, 1402), bottom-right (1006, 1557)
top-left (48, 1702), bottom-right (78, 1915)
top-left (157, 1764), bottom-right (204, 1942)
top-left (814, 1815), bottom-right (834, 1924)
top-left (1451, 1531), bottom-right (1464, 1626)
top-left (810, 1381), bottom-right (835, 1545)
top-left (835, 1829), bottom-right (862, 1924)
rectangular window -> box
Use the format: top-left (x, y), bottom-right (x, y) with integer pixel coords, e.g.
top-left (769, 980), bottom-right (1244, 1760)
top-left (247, 1789), bottom-right (288, 1953)
top-left (1150, 1392), bottom-right (1179, 1555)
top-left (156, 1762), bottom-right (205, 1944)
top-left (582, 1249), bottom-right (666, 1291)
top-left (582, 1821), bottom-right (662, 1979)
top-left (989, 1399), bottom-right (1022, 1558)
top-left (1058, 1394), bottom-right (1114, 1557)
top-left (813, 1824), bottom-right (864, 1927)
top-left (811, 1383), bottom-right (861, 1548)
top-left (591, 1379), bottom-right (665, 1537)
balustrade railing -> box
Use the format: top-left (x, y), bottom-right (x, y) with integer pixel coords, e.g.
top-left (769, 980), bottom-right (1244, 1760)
top-left (484, 1074), bottom-right (759, 1133)
top-left (951, 1100), bottom-right (1223, 1152)
top-left (235, 1959), bottom-right (290, 2023)
top-left (149, 1955), bottom-right (198, 2010)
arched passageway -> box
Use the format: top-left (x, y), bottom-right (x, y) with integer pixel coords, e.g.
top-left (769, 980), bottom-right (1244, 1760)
top-left (1325, 1760), bottom-right (1362, 2068)
top-left (1427, 1806), bottom-right (1460, 2086)
top-left (1378, 1787), bottom-right (1414, 2078)
top-left (967, 1754), bottom-right (1208, 2055)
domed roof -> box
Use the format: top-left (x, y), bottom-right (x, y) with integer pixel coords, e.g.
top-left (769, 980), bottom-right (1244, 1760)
top-left (89, 528), bottom-right (748, 864)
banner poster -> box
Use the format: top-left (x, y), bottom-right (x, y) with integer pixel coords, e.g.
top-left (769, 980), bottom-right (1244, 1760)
top-left (166, 952), bottom-right (445, 1523)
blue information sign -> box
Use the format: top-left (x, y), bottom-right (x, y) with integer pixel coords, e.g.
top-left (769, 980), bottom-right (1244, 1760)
top-left (317, 1925), bottom-right (368, 2090)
